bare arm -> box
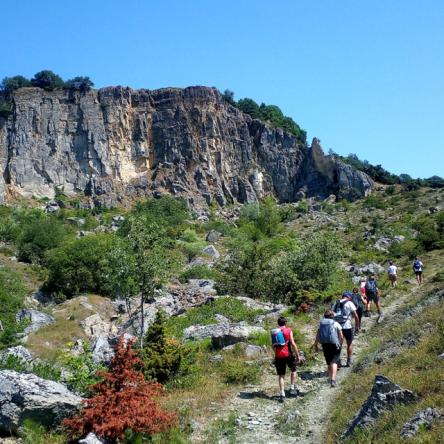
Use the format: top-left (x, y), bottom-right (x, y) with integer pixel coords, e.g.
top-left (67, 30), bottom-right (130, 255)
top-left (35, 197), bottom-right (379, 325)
top-left (338, 328), bottom-right (344, 345)
top-left (352, 309), bottom-right (360, 331)
top-left (289, 330), bottom-right (301, 360)
top-left (314, 329), bottom-right (320, 351)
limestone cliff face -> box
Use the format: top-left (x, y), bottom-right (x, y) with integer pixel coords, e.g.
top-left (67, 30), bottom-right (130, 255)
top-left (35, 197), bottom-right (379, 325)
top-left (0, 86), bottom-right (373, 206)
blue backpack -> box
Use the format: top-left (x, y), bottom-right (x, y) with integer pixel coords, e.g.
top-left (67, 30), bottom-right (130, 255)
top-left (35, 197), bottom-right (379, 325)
top-left (271, 328), bottom-right (286, 347)
top-left (413, 260), bottom-right (422, 271)
top-left (365, 279), bottom-right (377, 295)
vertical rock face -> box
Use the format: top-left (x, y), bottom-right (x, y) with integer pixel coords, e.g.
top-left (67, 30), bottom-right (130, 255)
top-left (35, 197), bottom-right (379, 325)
top-left (0, 86), bottom-right (373, 206)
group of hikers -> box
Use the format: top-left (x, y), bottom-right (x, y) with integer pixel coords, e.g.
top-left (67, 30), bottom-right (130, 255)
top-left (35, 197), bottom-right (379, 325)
top-left (271, 257), bottom-right (425, 401)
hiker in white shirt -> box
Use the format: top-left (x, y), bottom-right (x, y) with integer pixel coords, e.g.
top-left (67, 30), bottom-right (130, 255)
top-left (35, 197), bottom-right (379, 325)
top-left (387, 261), bottom-right (398, 287)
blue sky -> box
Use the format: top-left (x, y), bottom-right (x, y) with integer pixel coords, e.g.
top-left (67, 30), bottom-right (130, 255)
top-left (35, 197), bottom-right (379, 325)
top-left (2, 0), bottom-right (443, 178)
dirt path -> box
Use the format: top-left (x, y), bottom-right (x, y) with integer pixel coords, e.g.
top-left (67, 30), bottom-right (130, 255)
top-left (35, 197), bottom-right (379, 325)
top-left (191, 285), bottom-right (422, 444)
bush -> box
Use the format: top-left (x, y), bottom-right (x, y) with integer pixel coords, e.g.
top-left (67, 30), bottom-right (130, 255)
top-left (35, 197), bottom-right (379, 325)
top-left (218, 359), bottom-right (262, 384)
top-left (64, 76), bottom-right (94, 91)
top-left (20, 419), bottom-right (67, 444)
top-left (31, 70), bottom-right (64, 90)
top-left (61, 342), bottom-right (104, 395)
top-left (0, 268), bottom-right (27, 348)
top-left (0, 101), bottom-right (13, 118)
top-left (44, 233), bottom-right (129, 297)
top-left (178, 265), bottom-right (219, 283)
top-left (64, 338), bottom-right (176, 441)
top-left (267, 232), bottom-right (343, 304)
top-left (17, 217), bottom-right (69, 263)
top-left (1, 75), bottom-right (31, 94)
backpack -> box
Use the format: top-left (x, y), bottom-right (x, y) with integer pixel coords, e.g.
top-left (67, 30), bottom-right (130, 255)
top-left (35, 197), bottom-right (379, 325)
top-left (351, 293), bottom-right (362, 309)
top-left (319, 318), bottom-right (340, 346)
top-left (365, 280), bottom-right (377, 295)
top-left (413, 260), bottom-right (422, 271)
top-left (271, 328), bottom-right (286, 347)
top-left (332, 300), bottom-right (349, 325)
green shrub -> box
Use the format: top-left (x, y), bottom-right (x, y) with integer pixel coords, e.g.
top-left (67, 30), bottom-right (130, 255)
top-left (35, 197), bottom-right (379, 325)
top-left (178, 265), bottom-right (219, 283)
top-left (362, 194), bottom-right (387, 210)
top-left (31, 70), bottom-right (64, 90)
top-left (218, 360), bottom-right (262, 384)
top-left (61, 342), bottom-right (103, 395)
top-left (140, 310), bottom-right (187, 384)
top-left (0, 268), bottom-right (27, 348)
top-left (17, 216), bottom-right (69, 263)
top-left (44, 233), bottom-right (128, 297)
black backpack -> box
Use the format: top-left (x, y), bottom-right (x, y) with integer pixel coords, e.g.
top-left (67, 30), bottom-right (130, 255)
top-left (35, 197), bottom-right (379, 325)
top-left (332, 300), bottom-right (349, 325)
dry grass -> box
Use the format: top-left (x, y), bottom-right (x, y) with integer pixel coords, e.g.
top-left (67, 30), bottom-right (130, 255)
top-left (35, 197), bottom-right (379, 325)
top-left (26, 294), bottom-right (116, 360)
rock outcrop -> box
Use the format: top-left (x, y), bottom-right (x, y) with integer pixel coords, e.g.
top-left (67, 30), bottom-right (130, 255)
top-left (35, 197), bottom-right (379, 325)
top-left (344, 375), bottom-right (416, 437)
top-left (16, 309), bottom-right (55, 335)
top-left (0, 86), bottom-right (373, 206)
top-left (0, 370), bottom-right (81, 433)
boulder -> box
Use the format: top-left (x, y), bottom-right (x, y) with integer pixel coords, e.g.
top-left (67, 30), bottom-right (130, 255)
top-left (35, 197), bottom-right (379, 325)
top-left (0, 346), bottom-right (33, 364)
top-left (183, 322), bottom-right (266, 349)
top-left (78, 432), bottom-right (105, 443)
top-left (0, 370), bottom-right (81, 433)
top-left (206, 230), bottom-right (221, 243)
top-left (400, 408), bottom-right (443, 439)
top-left (16, 309), bottom-right (55, 335)
top-left (43, 202), bottom-right (60, 214)
top-left (91, 335), bottom-right (114, 364)
top-left (203, 245), bottom-right (220, 258)
top-left (374, 235), bottom-right (405, 252)
top-left (355, 263), bottom-right (385, 276)
top-left (80, 314), bottom-right (116, 338)
top-left (344, 375), bottom-right (416, 437)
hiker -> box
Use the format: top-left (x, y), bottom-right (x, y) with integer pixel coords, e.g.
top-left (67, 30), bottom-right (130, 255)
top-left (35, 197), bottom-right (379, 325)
top-left (365, 275), bottom-right (383, 321)
top-left (314, 310), bottom-right (344, 387)
top-left (360, 278), bottom-right (369, 316)
top-left (413, 256), bottom-right (424, 284)
top-left (271, 316), bottom-right (302, 402)
top-left (351, 287), bottom-right (365, 326)
top-left (332, 292), bottom-right (360, 367)
top-left (387, 261), bottom-right (398, 287)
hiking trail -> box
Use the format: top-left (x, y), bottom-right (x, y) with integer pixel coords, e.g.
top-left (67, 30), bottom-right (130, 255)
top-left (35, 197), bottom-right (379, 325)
top-left (191, 284), bottom-right (422, 444)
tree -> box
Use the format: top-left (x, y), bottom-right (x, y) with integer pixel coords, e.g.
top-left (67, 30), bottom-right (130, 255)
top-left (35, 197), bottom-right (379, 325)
top-left (1, 75), bottom-right (31, 94)
top-left (44, 233), bottom-right (126, 298)
top-left (64, 76), bottom-right (94, 91)
top-left (124, 215), bottom-right (180, 346)
top-left (237, 98), bottom-right (261, 119)
top-left (64, 337), bottom-right (176, 442)
top-left (140, 310), bottom-right (183, 383)
top-left (31, 70), bottom-right (64, 90)
top-left (222, 89), bottom-right (235, 105)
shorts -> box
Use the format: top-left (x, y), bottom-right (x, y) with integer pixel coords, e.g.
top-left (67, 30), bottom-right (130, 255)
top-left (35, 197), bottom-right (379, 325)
top-left (414, 270), bottom-right (422, 276)
top-left (389, 274), bottom-right (397, 282)
top-left (342, 328), bottom-right (354, 343)
top-left (322, 343), bottom-right (341, 365)
top-left (274, 355), bottom-right (298, 376)
top-left (367, 292), bottom-right (379, 303)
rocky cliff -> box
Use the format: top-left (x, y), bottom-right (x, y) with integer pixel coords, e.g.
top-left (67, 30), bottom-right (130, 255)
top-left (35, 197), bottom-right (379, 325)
top-left (0, 86), bottom-right (373, 206)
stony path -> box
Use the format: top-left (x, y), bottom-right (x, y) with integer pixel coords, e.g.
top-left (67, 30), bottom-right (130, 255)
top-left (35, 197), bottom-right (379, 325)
top-left (191, 285), bottom-right (421, 444)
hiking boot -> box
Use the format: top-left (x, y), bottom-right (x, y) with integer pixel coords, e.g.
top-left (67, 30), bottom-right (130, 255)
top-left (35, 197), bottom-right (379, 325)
top-left (279, 395), bottom-right (285, 403)
top-left (346, 357), bottom-right (353, 367)
top-left (377, 314), bottom-right (384, 323)
top-left (289, 387), bottom-right (298, 396)
top-left (330, 380), bottom-right (337, 388)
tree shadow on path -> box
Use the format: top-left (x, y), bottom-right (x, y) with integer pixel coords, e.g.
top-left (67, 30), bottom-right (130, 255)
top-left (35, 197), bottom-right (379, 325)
top-left (299, 370), bottom-right (328, 380)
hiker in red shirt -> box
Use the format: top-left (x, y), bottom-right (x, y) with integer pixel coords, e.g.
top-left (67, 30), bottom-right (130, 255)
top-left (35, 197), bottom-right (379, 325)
top-left (272, 316), bottom-right (302, 403)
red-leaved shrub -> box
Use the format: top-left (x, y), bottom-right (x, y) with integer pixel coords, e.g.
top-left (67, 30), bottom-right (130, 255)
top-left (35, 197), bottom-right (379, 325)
top-left (64, 337), bottom-right (176, 441)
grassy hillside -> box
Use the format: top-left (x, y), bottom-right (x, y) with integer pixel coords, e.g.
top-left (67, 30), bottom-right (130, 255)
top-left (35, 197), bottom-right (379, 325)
top-left (0, 185), bottom-right (442, 442)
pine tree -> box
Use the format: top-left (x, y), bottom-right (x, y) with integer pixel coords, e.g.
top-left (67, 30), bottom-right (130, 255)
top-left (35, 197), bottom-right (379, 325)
top-left (64, 337), bottom-right (176, 442)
